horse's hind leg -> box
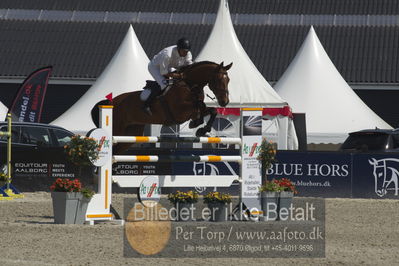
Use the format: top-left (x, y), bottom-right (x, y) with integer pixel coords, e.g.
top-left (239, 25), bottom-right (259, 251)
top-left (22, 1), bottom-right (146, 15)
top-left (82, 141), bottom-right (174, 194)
top-left (113, 124), bottom-right (145, 154)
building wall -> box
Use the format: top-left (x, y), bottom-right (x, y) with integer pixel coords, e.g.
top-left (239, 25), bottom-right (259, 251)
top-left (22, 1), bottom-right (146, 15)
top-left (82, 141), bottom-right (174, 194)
top-left (354, 89), bottom-right (399, 128)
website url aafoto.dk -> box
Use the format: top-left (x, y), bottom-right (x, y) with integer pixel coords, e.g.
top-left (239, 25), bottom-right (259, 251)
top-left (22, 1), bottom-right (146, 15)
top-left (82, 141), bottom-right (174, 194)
top-left (295, 180), bottom-right (331, 187)
top-left (235, 226), bottom-right (324, 243)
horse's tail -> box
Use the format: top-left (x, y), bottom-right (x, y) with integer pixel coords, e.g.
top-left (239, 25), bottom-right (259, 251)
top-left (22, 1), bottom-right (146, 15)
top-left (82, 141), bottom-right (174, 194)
top-left (91, 99), bottom-right (112, 128)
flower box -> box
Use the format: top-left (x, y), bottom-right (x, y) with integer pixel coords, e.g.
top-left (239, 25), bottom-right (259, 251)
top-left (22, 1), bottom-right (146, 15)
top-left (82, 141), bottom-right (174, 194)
top-left (204, 192), bottom-right (232, 222)
top-left (50, 178), bottom-right (94, 224)
top-left (168, 190), bottom-right (198, 222)
top-left (261, 191), bottom-right (279, 221)
top-left (51, 191), bottom-right (84, 224)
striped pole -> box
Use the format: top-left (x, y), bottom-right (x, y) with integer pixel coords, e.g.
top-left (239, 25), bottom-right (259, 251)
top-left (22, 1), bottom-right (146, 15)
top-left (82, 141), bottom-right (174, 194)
top-left (113, 136), bottom-right (241, 145)
top-left (113, 155), bottom-right (242, 163)
top-left (0, 113), bottom-right (23, 199)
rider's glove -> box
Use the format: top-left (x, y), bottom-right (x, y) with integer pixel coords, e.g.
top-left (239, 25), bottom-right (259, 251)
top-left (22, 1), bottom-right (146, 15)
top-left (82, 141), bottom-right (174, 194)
top-left (165, 72), bottom-right (182, 79)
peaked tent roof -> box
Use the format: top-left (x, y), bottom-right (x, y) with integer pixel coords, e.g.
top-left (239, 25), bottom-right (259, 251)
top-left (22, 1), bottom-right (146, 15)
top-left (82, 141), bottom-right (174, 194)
top-left (196, 0), bottom-right (286, 107)
top-left (274, 26), bottom-right (392, 143)
top-left (0, 101), bottom-right (8, 121)
top-left (51, 25), bottom-right (151, 133)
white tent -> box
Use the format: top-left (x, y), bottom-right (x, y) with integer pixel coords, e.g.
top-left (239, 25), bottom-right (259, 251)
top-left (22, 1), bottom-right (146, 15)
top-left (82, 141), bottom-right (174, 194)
top-left (179, 0), bottom-right (297, 149)
top-left (51, 25), bottom-right (152, 134)
top-left (197, 0), bottom-right (285, 107)
top-left (274, 27), bottom-right (392, 144)
top-left (0, 101), bottom-right (8, 121)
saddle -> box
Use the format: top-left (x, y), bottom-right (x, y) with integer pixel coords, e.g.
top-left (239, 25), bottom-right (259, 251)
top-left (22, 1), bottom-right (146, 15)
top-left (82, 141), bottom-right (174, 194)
top-left (139, 80), bottom-right (176, 124)
top-left (140, 80), bottom-right (162, 101)
top-left (144, 80), bottom-right (161, 91)
top-left (141, 78), bottom-right (183, 101)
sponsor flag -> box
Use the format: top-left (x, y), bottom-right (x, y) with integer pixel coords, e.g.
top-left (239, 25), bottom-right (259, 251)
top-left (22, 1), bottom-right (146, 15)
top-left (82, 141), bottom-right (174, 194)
top-left (8, 66), bottom-right (52, 122)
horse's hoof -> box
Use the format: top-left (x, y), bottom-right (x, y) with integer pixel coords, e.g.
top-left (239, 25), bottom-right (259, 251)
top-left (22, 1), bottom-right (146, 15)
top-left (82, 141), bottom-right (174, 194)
top-left (195, 128), bottom-right (209, 137)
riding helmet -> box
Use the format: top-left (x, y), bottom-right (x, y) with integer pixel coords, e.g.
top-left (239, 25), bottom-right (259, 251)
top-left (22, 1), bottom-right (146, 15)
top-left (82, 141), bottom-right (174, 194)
top-left (177, 38), bottom-right (191, 50)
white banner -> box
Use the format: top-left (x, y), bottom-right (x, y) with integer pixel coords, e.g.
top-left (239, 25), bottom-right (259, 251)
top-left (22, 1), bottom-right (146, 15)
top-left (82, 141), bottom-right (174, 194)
top-left (241, 109), bottom-right (263, 215)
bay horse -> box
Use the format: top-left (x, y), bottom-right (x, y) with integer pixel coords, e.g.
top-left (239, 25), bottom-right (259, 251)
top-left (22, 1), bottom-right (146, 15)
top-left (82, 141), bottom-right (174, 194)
top-left (91, 61), bottom-right (233, 153)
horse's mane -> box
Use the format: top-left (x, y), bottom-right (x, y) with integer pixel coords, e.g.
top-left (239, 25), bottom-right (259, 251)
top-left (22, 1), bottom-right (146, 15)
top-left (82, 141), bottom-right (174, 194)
top-left (179, 61), bottom-right (217, 72)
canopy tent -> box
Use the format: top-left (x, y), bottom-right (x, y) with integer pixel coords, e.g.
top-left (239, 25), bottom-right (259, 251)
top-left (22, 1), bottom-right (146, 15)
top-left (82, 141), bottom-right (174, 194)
top-left (0, 101), bottom-right (8, 121)
top-left (274, 27), bottom-right (392, 144)
top-left (165, 0), bottom-right (297, 149)
top-left (51, 25), bottom-right (152, 134)
top-left (198, 0), bottom-right (285, 107)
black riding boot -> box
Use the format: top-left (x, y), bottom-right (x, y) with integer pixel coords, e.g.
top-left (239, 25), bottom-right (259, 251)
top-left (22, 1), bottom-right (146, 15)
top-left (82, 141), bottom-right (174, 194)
top-left (142, 94), bottom-right (154, 115)
top-left (141, 80), bottom-right (164, 115)
top-left (141, 86), bottom-right (161, 115)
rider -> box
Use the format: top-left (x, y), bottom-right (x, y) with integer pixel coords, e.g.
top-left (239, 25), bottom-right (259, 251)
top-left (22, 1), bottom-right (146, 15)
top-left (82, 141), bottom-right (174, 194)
top-left (142, 37), bottom-right (193, 115)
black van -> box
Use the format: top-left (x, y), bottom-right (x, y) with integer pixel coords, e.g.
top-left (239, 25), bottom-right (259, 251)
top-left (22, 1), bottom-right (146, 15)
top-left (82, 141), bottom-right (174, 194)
top-left (340, 128), bottom-right (399, 152)
top-left (0, 122), bottom-right (76, 190)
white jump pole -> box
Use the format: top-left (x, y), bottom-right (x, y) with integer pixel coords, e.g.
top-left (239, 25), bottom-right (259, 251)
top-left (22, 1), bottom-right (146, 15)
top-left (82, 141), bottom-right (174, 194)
top-left (113, 136), bottom-right (242, 145)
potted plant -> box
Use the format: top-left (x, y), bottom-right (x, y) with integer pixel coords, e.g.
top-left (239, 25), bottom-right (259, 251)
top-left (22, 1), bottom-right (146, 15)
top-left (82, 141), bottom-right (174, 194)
top-left (257, 138), bottom-right (277, 176)
top-left (50, 178), bottom-right (94, 224)
top-left (276, 178), bottom-right (298, 213)
top-left (259, 179), bottom-right (281, 221)
top-left (167, 190), bottom-right (198, 221)
top-left (64, 135), bottom-right (99, 183)
top-left (204, 191), bottom-right (232, 222)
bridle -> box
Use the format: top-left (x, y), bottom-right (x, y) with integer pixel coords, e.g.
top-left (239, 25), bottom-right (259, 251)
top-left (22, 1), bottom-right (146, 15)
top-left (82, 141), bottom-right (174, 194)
top-left (208, 70), bottom-right (229, 99)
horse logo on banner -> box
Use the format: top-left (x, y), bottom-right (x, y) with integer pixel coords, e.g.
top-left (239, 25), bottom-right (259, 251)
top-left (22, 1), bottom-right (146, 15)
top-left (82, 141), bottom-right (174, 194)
top-left (368, 158), bottom-right (399, 197)
top-left (192, 161), bottom-right (238, 193)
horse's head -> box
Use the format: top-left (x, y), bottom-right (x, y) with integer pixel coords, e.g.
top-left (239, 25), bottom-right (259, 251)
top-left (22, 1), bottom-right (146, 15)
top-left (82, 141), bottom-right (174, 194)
top-left (208, 62), bottom-right (233, 107)
top-left (369, 158), bottom-right (388, 197)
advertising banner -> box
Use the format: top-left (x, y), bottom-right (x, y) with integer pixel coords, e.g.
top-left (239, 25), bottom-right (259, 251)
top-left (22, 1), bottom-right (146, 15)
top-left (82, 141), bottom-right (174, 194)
top-left (112, 148), bottom-right (172, 176)
top-left (240, 109), bottom-right (263, 213)
top-left (11, 161), bottom-right (76, 191)
top-left (87, 128), bottom-right (112, 167)
top-left (352, 153), bottom-right (399, 199)
top-left (269, 151), bottom-right (352, 198)
top-left (9, 66), bottom-right (52, 123)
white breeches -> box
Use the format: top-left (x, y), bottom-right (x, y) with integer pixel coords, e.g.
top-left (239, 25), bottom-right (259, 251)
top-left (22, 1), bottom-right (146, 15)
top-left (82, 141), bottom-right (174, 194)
top-left (148, 62), bottom-right (167, 90)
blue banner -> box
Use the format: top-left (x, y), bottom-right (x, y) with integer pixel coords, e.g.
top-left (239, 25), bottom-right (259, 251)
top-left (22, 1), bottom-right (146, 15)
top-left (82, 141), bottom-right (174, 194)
top-left (352, 153), bottom-right (399, 199)
top-left (149, 149), bottom-right (399, 198)
top-left (268, 151), bottom-right (352, 198)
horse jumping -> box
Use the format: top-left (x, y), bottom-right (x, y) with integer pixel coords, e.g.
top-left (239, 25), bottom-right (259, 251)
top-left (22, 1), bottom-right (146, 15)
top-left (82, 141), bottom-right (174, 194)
top-left (91, 61), bottom-right (233, 154)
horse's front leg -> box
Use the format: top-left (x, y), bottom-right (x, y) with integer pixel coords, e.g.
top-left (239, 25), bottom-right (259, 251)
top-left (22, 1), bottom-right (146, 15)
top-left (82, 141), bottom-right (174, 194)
top-left (203, 107), bottom-right (217, 132)
top-left (195, 107), bottom-right (217, 137)
top-left (189, 101), bottom-right (206, 129)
